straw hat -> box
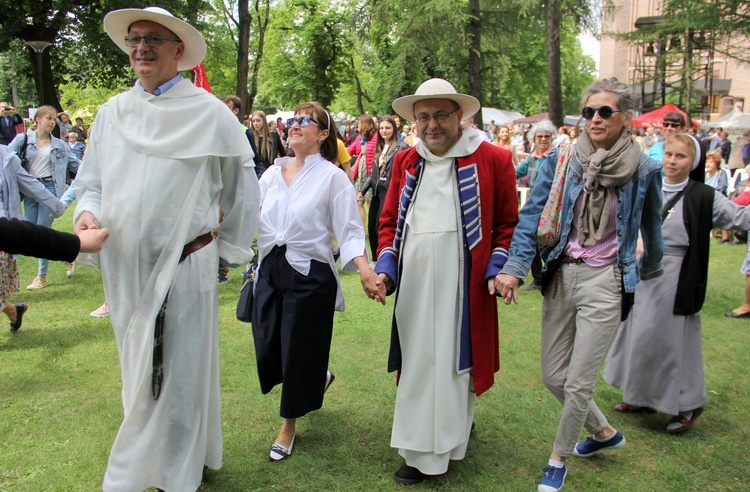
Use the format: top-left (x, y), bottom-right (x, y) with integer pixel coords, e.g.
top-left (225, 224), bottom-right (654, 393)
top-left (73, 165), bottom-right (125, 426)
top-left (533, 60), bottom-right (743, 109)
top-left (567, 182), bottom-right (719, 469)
top-left (103, 7), bottom-right (206, 71)
top-left (392, 78), bottom-right (480, 121)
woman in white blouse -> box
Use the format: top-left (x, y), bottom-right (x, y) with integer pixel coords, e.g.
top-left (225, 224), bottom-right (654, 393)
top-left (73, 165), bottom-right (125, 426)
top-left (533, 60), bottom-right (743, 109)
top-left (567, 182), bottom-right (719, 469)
top-left (252, 101), bottom-right (384, 462)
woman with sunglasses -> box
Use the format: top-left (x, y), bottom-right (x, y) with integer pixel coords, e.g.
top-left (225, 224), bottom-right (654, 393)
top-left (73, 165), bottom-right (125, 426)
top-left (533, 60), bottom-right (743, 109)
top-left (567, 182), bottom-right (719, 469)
top-left (358, 116), bottom-right (408, 260)
top-left (252, 102), bottom-right (384, 462)
top-left (496, 78), bottom-right (663, 492)
top-left (647, 112), bottom-right (686, 163)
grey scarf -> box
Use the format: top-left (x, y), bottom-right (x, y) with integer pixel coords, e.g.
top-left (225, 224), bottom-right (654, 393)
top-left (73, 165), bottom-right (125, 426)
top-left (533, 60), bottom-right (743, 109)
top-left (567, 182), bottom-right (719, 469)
top-left (576, 128), bottom-right (641, 246)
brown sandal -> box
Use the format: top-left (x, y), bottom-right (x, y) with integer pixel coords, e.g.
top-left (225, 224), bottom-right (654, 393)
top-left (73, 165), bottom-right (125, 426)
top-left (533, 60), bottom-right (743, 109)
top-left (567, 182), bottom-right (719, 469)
top-left (666, 407), bottom-right (704, 434)
top-left (613, 402), bottom-right (656, 414)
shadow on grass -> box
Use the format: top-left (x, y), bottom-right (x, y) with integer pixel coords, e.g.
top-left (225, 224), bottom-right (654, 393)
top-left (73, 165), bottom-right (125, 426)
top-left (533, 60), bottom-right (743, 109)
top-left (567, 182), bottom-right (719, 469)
top-left (0, 315), bottom-right (112, 354)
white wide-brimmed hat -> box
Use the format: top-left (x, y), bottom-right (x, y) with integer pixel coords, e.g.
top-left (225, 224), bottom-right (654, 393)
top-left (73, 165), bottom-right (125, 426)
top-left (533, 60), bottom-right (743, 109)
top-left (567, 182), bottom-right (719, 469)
top-left (104, 6), bottom-right (206, 71)
top-left (392, 78), bottom-right (480, 121)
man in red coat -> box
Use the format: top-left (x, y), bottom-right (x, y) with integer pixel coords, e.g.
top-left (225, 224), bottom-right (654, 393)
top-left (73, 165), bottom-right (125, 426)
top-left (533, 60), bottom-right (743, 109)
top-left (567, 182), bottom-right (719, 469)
top-left (366, 78), bottom-right (518, 484)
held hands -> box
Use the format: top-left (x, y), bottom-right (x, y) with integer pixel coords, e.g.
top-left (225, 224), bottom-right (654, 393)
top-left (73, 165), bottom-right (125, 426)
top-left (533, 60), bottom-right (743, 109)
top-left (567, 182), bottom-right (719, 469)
top-left (359, 264), bottom-right (386, 306)
top-left (353, 255), bottom-right (387, 305)
top-left (74, 211), bottom-right (108, 253)
top-left (361, 269), bottom-right (387, 305)
top-left (489, 273), bottom-right (520, 306)
top-left (74, 211), bottom-right (100, 233)
top-left (77, 228), bottom-right (110, 253)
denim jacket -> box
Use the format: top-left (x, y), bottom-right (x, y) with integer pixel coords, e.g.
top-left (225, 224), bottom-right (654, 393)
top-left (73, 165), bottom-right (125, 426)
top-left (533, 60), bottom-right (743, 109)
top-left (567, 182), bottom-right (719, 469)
top-left (7, 131), bottom-right (80, 198)
top-left (1, 147), bottom-right (65, 221)
top-left (502, 145), bottom-right (664, 293)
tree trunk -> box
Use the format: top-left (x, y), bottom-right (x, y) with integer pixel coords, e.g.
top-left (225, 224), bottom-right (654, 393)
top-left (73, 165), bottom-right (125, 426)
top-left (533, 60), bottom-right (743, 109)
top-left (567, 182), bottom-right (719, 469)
top-left (350, 55), bottom-right (365, 115)
top-left (546, 0), bottom-right (564, 128)
top-left (248, 0), bottom-right (271, 112)
top-left (10, 52), bottom-right (19, 109)
top-left (237, 0), bottom-right (252, 118)
top-left (467, 0), bottom-right (482, 127)
top-left (26, 45), bottom-right (59, 111)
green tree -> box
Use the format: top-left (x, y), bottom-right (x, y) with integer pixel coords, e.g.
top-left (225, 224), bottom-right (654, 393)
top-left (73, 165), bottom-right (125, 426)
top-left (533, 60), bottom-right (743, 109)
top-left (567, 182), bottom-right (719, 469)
top-left (0, 0), bottom-right (203, 112)
top-left (204, 0), bottom-right (271, 115)
top-left (0, 40), bottom-right (37, 114)
top-left (259, 0), bottom-right (348, 109)
top-left (332, 0), bottom-right (595, 123)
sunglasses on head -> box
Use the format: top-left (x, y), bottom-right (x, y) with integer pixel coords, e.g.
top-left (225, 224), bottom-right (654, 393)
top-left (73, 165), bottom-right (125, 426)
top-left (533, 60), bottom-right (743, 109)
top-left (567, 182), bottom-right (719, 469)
top-left (287, 116), bottom-right (321, 128)
top-left (581, 106), bottom-right (623, 120)
top-left (662, 121), bottom-right (682, 128)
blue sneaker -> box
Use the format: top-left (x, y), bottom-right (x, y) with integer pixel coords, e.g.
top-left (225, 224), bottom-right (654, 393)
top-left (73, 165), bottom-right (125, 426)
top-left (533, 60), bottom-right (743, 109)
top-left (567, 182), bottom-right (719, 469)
top-left (217, 274), bottom-right (228, 283)
top-left (573, 430), bottom-right (626, 457)
top-left (538, 465), bottom-right (567, 492)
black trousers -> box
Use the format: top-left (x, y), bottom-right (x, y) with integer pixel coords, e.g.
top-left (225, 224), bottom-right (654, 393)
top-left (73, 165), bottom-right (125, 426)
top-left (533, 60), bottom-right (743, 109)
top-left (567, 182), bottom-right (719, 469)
top-left (367, 194), bottom-right (382, 260)
top-left (252, 245), bottom-right (337, 419)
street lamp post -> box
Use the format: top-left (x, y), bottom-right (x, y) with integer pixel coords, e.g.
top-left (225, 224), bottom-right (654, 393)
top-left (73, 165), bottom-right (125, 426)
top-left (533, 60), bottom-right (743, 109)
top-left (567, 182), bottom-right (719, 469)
top-left (24, 41), bottom-right (52, 106)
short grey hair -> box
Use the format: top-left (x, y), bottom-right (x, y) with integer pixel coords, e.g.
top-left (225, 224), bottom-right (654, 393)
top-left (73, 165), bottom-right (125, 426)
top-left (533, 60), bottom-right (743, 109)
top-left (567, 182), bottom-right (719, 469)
top-left (581, 77), bottom-right (635, 114)
top-left (528, 120), bottom-right (557, 141)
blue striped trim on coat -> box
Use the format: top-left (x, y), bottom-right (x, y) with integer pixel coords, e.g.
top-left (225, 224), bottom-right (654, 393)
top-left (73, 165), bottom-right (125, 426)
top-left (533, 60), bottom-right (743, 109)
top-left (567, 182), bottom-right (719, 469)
top-left (457, 163), bottom-right (482, 250)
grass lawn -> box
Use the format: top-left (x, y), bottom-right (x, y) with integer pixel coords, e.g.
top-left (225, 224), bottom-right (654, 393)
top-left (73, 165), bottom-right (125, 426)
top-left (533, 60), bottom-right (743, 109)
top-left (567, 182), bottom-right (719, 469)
top-left (2, 207), bottom-right (749, 491)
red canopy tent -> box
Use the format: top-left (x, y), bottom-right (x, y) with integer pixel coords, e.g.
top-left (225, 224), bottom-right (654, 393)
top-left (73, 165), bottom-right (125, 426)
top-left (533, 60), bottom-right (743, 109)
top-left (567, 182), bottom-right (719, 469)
top-left (631, 103), bottom-right (700, 129)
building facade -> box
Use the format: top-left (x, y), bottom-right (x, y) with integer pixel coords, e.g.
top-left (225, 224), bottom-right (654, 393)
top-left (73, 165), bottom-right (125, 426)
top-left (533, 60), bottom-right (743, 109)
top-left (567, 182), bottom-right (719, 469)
top-left (599, 0), bottom-right (749, 121)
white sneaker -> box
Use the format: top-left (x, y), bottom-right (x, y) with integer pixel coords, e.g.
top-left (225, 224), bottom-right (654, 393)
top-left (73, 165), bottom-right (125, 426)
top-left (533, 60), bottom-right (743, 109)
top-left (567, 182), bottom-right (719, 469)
top-left (90, 302), bottom-right (109, 318)
top-left (66, 262), bottom-right (76, 277)
top-left (27, 276), bottom-right (48, 290)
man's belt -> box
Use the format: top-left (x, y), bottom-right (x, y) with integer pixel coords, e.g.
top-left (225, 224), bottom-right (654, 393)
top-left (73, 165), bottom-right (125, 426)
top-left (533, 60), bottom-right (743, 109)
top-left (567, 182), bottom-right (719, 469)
top-left (180, 230), bottom-right (217, 262)
top-left (153, 230), bottom-right (218, 400)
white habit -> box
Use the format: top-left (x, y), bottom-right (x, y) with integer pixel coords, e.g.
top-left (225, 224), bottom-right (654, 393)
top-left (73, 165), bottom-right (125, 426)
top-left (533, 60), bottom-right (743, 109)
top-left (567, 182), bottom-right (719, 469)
top-left (390, 132), bottom-right (480, 475)
top-left (75, 79), bottom-right (259, 492)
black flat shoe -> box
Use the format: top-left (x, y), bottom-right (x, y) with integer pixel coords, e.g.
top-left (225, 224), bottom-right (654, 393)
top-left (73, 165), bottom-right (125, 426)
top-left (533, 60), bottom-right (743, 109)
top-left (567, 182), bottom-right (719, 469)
top-left (725, 310), bottom-right (750, 318)
top-left (393, 464), bottom-right (428, 485)
top-left (268, 434), bottom-right (295, 462)
top-left (10, 303), bottom-right (27, 332)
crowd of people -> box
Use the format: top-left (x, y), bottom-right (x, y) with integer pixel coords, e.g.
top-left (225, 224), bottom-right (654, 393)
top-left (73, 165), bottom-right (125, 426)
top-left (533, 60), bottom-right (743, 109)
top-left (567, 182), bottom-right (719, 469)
top-left (3, 7), bottom-right (750, 492)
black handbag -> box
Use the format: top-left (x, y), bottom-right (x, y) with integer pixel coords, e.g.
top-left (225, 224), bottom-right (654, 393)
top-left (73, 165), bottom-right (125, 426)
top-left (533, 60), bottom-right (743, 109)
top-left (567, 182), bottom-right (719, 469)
top-left (235, 264), bottom-right (256, 323)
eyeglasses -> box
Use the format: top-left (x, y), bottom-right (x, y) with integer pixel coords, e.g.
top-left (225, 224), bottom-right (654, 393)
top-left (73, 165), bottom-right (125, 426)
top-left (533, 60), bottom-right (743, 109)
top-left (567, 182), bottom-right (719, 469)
top-left (415, 109), bottom-right (459, 124)
top-left (662, 122), bottom-right (682, 128)
top-left (287, 116), bottom-right (321, 128)
top-left (535, 134), bottom-right (552, 140)
top-left (124, 35), bottom-right (182, 47)
top-left (581, 106), bottom-right (623, 120)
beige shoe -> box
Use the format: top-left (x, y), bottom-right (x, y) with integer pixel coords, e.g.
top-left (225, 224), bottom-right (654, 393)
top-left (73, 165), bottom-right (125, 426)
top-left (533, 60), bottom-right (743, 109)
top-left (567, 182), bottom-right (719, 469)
top-left (66, 262), bottom-right (75, 277)
top-left (27, 276), bottom-right (48, 290)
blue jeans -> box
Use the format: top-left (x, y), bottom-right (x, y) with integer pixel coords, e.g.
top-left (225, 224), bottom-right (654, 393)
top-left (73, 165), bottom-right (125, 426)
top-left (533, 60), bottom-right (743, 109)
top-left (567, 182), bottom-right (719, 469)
top-left (23, 179), bottom-right (57, 277)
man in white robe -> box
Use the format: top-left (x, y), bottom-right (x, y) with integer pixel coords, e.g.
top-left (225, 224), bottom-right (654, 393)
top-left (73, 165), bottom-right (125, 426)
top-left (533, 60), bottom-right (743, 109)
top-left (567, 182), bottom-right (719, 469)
top-left (73, 7), bottom-right (259, 491)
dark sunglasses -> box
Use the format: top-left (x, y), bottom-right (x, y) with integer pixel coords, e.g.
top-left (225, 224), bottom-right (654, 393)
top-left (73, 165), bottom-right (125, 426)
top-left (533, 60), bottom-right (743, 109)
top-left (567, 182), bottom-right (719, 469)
top-left (581, 106), bottom-right (623, 120)
top-left (662, 122), bottom-right (682, 128)
top-left (287, 116), bottom-right (320, 128)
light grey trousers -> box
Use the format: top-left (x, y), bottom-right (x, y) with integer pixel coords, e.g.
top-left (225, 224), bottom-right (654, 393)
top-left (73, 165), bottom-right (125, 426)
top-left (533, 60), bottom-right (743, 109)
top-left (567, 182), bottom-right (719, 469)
top-left (541, 261), bottom-right (623, 457)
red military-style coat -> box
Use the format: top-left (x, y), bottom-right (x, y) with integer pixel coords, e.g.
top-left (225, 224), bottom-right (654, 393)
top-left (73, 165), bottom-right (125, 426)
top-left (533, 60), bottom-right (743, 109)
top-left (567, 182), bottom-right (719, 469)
top-left (375, 142), bottom-right (518, 396)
